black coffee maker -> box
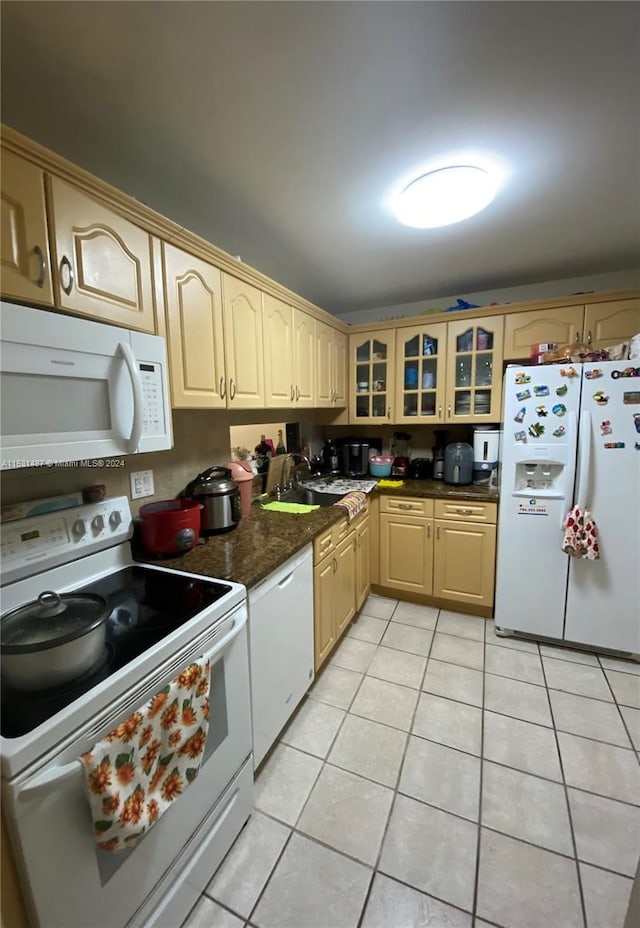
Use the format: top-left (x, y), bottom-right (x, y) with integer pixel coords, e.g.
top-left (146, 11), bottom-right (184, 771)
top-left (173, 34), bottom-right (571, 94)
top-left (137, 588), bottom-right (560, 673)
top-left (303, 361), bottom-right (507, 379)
top-left (432, 430), bottom-right (449, 481)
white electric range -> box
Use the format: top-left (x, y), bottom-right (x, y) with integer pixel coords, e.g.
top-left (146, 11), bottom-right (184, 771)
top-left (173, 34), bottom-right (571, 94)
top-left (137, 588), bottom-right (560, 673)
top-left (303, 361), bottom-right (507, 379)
top-left (1, 497), bottom-right (253, 928)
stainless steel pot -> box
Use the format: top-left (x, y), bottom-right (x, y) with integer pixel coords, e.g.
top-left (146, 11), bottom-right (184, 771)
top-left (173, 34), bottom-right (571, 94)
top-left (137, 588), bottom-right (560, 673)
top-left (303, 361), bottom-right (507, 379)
top-left (184, 466), bottom-right (241, 535)
top-left (0, 590), bottom-right (108, 690)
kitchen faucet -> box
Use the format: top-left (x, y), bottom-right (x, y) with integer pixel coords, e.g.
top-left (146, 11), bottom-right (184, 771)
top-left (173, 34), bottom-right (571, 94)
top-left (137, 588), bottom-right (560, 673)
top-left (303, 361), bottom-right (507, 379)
top-left (283, 452), bottom-right (311, 490)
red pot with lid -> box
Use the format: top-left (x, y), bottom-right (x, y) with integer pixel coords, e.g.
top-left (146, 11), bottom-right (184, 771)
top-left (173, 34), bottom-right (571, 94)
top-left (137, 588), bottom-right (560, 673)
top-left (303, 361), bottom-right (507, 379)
top-left (139, 498), bottom-right (201, 554)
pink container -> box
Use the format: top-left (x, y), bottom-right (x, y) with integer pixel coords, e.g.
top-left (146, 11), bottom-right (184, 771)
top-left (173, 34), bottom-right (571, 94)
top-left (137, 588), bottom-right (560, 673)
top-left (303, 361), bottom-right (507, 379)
top-left (228, 461), bottom-right (254, 519)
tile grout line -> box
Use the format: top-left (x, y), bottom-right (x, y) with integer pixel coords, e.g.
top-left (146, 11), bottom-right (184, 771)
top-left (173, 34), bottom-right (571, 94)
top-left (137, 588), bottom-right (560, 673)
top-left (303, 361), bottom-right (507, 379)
top-left (354, 601), bottom-right (439, 928)
top-left (539, 646), bottom-right (589, 928)
top-left (597, 653), bottom-right (640, 763)
top-left (470, 609), bottom-right (489, 926)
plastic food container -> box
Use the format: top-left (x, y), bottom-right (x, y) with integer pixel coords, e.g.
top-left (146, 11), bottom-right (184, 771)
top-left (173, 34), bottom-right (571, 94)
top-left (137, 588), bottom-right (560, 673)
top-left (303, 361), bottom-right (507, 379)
top-left (369, 455), bottom-right (394, 477)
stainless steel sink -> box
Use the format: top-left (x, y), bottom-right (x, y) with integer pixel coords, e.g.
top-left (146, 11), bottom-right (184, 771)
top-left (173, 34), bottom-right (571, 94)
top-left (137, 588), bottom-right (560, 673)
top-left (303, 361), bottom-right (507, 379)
top-left (274, 487), bottom-right (344, 507)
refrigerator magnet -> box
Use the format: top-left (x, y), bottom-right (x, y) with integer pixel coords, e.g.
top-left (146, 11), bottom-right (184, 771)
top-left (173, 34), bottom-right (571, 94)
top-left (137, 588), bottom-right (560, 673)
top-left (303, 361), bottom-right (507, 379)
top-left (552, 403), bottom-right (567, 417)
top-left (516, 388), bottom-right (532, 401)
top-left (611, 366), bottom-right (640, 379)
top-left (514, 406), bottom-right (526, 423)
top-left (515, 372), bottom-right (531, 384)
top-left (593, 391), bottom-right (609, 406)
top-left (556, 384), bottom-right (568, 396)
top-left (634, 413), bottom-right (640, 434)
top-left (533, 385), bottom-right (549, 396)
top-left (514, 430), bottom-right (527, 443)
top-left (623, 391), bottom-right (640, 404)
top-left (552, 426), bottom-right (566, 437)
top-left (535, 404), bottom-right (548, 417)
top-left (604, 442), bottom-right (625, 449)
top-left (560, 366), bottom-right (578, 378)
top-left (528, 422), bottom-right (545, 437)
top-left (635, 442), bottom-right (640, 451)
top-left (600, 420), bottom-right (613, 436)
top-left (585, 368), bottom-right (603, 380)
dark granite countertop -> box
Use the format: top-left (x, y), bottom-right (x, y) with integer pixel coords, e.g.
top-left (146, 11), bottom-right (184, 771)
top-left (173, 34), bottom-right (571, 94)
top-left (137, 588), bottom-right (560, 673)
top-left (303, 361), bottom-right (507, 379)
top-left (133, 480), bottom-right (498, 588)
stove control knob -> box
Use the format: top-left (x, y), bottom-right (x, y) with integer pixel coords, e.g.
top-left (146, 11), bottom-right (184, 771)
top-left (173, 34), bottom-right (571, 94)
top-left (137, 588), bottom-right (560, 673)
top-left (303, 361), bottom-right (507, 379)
top-left (109, 510), bottom-right (122, 529)
top-left (72, 519), bottom-right (87, 538)
top-left (91, 515), bottom-right (105, 534)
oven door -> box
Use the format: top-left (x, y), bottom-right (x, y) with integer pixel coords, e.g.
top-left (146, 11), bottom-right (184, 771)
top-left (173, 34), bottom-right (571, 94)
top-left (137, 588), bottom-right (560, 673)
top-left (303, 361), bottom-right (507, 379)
top-left (2, 604), bottom-right (251, 928)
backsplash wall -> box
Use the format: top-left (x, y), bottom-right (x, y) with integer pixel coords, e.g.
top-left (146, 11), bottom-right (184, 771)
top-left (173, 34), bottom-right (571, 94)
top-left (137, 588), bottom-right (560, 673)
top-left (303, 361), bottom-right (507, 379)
top-left (0, 410), bottom-right (328, 515)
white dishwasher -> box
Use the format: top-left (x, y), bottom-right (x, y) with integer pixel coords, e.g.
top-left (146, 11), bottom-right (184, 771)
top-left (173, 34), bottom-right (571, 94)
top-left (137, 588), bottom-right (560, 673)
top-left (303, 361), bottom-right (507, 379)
top-left (248, 543), bottom-right (314, 769)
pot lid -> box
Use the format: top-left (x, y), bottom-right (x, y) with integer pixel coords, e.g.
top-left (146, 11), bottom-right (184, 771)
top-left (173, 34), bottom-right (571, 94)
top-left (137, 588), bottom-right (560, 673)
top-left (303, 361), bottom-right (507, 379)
top-left (0, 591), bottom-right (108, 653)
top-left (190, 466), bottom-right (237, 495)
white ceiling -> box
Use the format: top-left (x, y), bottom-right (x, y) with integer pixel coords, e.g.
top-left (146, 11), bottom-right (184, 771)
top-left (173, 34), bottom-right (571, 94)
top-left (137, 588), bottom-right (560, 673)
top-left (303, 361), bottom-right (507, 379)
top-left (2, 1), bottom-right (639, 316)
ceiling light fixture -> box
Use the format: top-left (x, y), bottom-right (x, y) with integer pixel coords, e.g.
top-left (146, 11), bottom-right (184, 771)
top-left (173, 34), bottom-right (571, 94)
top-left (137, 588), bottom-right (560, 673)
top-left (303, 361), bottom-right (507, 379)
top-left (393, 164), bottom-right (498, 229)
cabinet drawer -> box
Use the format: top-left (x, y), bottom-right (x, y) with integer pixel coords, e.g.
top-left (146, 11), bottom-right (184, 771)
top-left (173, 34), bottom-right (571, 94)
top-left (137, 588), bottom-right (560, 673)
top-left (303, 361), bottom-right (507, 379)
top-left (434, 500), bottom-right (497, 523)
top-left (313, 516), bottom-right (352, 563)
top-left (379, 495), bottom-right (434, 517)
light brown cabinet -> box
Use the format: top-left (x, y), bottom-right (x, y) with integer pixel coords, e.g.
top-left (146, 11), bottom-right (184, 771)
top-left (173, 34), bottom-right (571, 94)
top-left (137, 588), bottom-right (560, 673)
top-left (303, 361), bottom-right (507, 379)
top-left (317, 319), bottom-right (348, 407)
top-left (1, 150), bottom-right (54, 305)
top-left (394, 322), bottom-right (448, 424)
top-left (432, 500), bottom-right (497, 608)
top-left (293, 308), bottom-right (315, 407)
top-left (349, 329), bottom-right (396, 423)
top-left (376, 495), bottom-right (497, 610)
top-left (379, 497), bottom-right (434, 596)
top-left (163, 243), bottom-right (226, 408)
top-left (47, 176), bottom-right (156, 333)
top-left (263, 294), bottom-right (295, 407)
top-left (221, 273), bottom-right (265, 408)
top-left (503, 298), bottom-right (640, 359)
top-left (355, 512), bottom-right (371, 612)
top-left (312, 515), bottom-right (359, 672)
top-left (444, 315), bottom-right (504, 423)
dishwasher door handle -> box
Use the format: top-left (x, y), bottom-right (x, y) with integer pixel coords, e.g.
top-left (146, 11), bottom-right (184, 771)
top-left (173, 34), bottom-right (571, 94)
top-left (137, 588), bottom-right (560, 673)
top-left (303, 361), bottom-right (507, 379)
top-left (277, 570), bottom-right (295, 590)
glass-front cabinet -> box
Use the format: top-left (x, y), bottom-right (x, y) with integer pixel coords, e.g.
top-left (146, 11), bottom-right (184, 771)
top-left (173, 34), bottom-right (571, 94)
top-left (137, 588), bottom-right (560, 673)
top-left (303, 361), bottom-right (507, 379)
top-left (349, 330), bottom-right (396, 423)
top-left (394, 323), bottom-right (447, 424)
top-left (444, 316), bottom-right (504, 423)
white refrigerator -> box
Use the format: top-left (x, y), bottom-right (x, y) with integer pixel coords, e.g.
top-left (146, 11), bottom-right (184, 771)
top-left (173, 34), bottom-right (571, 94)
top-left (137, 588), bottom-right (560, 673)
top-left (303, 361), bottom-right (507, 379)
top-left (494, 361), bottom-right (640, 655)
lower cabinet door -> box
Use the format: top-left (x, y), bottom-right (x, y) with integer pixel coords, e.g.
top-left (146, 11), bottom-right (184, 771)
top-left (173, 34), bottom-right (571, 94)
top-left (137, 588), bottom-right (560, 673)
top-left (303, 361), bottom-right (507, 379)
top-left (355, 517), bottom-right (371, 612)
top-left (334, 533), bottom-right (357, 638)
top-left (433, 519), bottom-right (496, 607)
top-left (379, 513), bottom-right (433, 595)
top-left (314, 556), bottom-right (336, 671)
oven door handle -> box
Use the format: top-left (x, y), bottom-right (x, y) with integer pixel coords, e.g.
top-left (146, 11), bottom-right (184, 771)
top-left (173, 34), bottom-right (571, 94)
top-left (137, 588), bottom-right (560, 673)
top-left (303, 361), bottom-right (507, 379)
top-left (20, 759), bottom-right (83, 799)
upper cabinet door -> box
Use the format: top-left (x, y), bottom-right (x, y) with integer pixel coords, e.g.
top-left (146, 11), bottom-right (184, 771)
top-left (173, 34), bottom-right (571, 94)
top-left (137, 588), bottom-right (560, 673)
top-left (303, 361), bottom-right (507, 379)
top-left (332, 328), bottom-right (347, 406)
top-left (445, 316), bottom-right (504, 423)
top-left (1, 150), bottom-right (54, 306)
top-left (583, 298), bottom-right (640, 350)
top-left (349, 329), bottom-right (396, 423)
top-left (222, 273), bottom-right (265, 408)
top-left (394, 323), bottom-right (447, 424)
top-left (315, 319), bottom-right (333, 407)
top-left (503, 306), bottom-right (585, 360)
top-left (163, 243), bottom-right (226, 409)
top-left (263, 294), bottom-right (294, 408)
top-left (47, 176), bottom-right (156, 332)
top-left (293, 308), bottom-right (315, 407)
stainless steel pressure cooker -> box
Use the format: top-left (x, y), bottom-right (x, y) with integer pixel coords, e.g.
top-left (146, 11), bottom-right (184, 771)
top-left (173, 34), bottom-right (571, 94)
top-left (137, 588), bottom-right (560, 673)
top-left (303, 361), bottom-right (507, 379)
top-left (184, 466), bottom-right (241, 535)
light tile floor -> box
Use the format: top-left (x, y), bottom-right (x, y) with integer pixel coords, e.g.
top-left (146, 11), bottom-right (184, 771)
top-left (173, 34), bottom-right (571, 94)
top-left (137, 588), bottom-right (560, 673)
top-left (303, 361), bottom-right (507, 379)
top-left (183, 594), bottom-right (640, 928)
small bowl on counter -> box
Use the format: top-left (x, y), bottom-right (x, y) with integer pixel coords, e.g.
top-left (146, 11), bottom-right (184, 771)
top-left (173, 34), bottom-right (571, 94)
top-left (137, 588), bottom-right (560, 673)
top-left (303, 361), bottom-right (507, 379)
top-left (369, 455), bottom-right (394, 477)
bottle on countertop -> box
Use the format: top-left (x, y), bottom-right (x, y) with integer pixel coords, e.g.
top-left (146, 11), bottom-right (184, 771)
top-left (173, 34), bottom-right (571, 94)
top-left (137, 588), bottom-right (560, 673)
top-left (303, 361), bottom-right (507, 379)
top-left (322, 437), bottom-right (339, 474)
top-left (254, 434), bottom-right (271, 474)
top-left (276, 429), bottom-right (286, 455)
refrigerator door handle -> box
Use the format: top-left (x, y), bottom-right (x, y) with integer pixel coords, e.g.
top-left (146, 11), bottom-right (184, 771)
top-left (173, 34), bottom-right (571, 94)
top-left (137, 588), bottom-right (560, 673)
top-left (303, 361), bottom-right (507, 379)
top-left (575, 410), bottom-right (592, 509)
top-left (561, 410), bottom-right (579, 528)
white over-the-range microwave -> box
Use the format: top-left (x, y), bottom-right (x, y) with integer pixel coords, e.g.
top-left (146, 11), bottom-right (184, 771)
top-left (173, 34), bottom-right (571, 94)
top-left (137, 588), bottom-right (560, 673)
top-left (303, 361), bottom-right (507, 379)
top-left (0, 300), bottom-right (172, 469)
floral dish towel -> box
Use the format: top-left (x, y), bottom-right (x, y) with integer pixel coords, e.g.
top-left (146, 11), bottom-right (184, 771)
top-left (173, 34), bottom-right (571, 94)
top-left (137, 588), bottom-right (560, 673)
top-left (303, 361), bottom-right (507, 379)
top-left (562, 505), bottom-right (600, 560)
top-left (80, 656), bottom-right (210, 853)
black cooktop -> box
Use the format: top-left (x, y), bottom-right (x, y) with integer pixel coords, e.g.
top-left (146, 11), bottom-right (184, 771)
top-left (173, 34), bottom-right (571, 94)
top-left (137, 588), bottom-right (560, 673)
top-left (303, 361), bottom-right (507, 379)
top-left (1, 566), bottom-right (232, 738)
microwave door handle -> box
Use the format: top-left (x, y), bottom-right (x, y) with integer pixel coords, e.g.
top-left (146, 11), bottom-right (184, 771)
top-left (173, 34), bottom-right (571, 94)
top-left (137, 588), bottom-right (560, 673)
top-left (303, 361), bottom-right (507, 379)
top-left (118, 342), bottom-right (144, 452)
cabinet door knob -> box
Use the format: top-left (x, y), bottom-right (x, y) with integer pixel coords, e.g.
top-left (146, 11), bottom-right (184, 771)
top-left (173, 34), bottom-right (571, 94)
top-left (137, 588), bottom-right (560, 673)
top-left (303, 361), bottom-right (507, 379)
top-left (333, 558), bottom-right (337, 573)
top-left (387, 407), bottom-right (391, 419)
top-left (447, 404), bottom-right (452, 418)
top-left (576, 331), bottom-right (581, 342)
top-left (455, 508), bottom-right (474, 515)
top-left (436, 526), bottom-right (441, 541)
top-left (60, 255), bottom-right (74, 295)
top-left (438, 405), bottom-right (442, 419)
top-left (296, 385), bottom-right (300, 400)
top-left (291, 385), bottom-right (295, 401)
top-left (587, 330), bottom-right (592, 346)
top-left (220, 377), bottom-right (226, 399)
top-left (34, 245), bottom-right (46, 288)
top-left (230, 378), bottom-right (236, 400)
top-left (427, 523), bottom-right (431, 539)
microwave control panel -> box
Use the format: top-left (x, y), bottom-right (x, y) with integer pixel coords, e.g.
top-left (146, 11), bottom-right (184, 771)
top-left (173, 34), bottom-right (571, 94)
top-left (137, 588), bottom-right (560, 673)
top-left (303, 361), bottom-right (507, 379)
top-left (139, 362), bottom-right (166, 437)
